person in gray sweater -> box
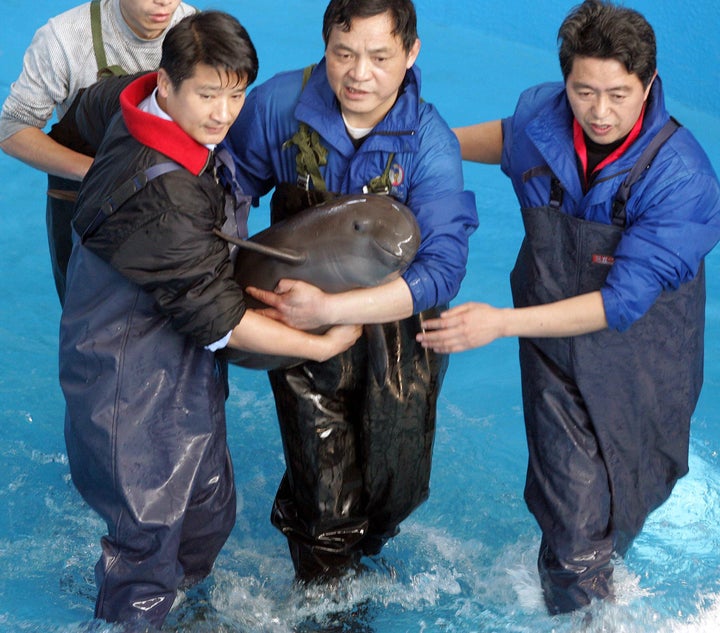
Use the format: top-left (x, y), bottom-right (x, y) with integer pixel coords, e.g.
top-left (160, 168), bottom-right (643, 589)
top-left (0, 0), bottom-right (194, 303)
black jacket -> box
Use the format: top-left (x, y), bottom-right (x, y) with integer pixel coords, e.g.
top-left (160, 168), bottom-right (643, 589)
top-left (72, 72), bottom-right (245, 344)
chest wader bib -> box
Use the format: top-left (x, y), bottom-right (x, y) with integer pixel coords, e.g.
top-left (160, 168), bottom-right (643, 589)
top-left (510, 119), bottom-right (706, 613)
top-left (46, 0), bottom-right (129, 304)
top-left (265, 74), bottom-right (449, 580)
top-left (64, 155), bottom-right (246, 626)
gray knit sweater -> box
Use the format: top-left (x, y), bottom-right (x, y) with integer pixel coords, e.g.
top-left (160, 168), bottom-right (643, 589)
top-left (0, 0), bottom-right (195, 142)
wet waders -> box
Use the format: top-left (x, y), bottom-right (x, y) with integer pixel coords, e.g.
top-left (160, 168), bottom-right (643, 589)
top-left (62, 150), bottom-right (248, 626)
top-left (269, 309), bottom-right (448, 579)
top-left (510, 120), bottom-right (705, 613)
top-left (265, 106), bottom-right (448, 577)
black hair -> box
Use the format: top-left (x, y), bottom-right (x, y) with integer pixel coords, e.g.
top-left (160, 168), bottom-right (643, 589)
top-left (558, 0), bottom-right (656, 87)
top-left (322, 0), bottom-right (418, 53)
top-left (160, 11), bottom-right (259, 89)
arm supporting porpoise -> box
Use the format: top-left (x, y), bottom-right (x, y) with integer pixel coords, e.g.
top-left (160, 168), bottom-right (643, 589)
top-left (214, 194), bottom-right (420, 372)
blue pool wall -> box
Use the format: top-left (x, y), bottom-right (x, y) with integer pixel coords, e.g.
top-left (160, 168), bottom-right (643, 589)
top-left (433, 0), bottom-right (719, 116)
top-left (3, 1), bottom-right (717, 148)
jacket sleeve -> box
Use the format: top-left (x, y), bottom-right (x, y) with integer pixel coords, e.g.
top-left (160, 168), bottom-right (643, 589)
top-left (86, 169), bottom-right (246, 346)
top-left (401, 104), bottom-right (479, 312)
top-left (0, 22), bottom-right (71, 141)
top-left (601, 154), bottom-right (720, 331)
top-left (222, 84), bottom-right (278, 200)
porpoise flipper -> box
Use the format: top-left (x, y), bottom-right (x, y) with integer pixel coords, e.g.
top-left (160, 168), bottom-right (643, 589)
top-left (213, 228), bottom-right (306, 266)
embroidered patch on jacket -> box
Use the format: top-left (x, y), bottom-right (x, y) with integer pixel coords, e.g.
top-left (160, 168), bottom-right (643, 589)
top-left (390, 163), bottom-right (405, 187)
top-left (592, 254), bottom-right (615, 266)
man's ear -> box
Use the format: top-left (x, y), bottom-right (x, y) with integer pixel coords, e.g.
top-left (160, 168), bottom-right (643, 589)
top-left (644, 69), bottom-right (658, 100)
top-left (157, 68), bottom-right (172, 99)
top-left (406, 38), bottom-right (421, 69)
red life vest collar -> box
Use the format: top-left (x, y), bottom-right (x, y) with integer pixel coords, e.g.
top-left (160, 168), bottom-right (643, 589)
top-left (120, 73), bottom-right (211, 176)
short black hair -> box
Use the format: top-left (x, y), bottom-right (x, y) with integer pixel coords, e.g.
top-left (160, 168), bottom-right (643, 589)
top-left (161, 11), bottom-right (259, 90)
top-left (322, 0), bottom-right (418, 53)
top-left (558, 0), bottom-right (656, 87)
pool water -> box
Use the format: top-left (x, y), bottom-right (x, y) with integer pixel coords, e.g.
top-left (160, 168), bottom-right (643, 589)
top-left (1, 1), bottom-right (719, 631)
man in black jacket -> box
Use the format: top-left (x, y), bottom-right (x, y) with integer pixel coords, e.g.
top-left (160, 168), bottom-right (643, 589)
top-left (60, 11), bottom-right (360, 628)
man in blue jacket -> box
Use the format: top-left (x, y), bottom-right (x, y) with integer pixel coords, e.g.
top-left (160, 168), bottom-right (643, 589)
top-left (417, 0), bottom-right (720, 615)
top-left (224, 0), bottom-right (478, 582)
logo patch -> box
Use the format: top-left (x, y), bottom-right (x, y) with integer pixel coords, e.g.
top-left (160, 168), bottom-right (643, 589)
top-left (592, 254), bottom-right (615, 266)
top-left (389, 163), bottom-right (405, 187)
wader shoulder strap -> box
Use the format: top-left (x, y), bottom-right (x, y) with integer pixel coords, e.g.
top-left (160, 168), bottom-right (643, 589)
top-left (91, 0), bottom-right (129, 79)
top-left (548, 118), bottom-right (680, 225)
top-left (611, 117), bottom-right (680, 227)
top-left (80, 161), bottom-right (182, 242)
top-left (285, 124), bottom-right (329, 192)
top-left (283, 65), bottom-right (329, 192)
top-left (548, 176), bottom-right (564, 209)
top-left (283, 64), bottom-right (397, 195)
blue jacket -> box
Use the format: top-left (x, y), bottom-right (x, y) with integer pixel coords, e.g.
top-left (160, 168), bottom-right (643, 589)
top-left (501, 77), bottom-right (720, 331)
top-left (224, 59), bottom-right (478, 313)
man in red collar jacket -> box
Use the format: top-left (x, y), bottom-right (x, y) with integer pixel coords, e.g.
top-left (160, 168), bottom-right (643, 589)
top-left (60, 12), bottom-right (360, 628)
top-left (418, 0), bottom-right (720, 615)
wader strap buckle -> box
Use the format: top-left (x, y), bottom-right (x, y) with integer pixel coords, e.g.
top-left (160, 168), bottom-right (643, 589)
top-left (363, 152), bottom-right (396, 195)
top-left (297, 173), bottom-right (311, 190)
top-left (549, 177), bottom-right (564, 209)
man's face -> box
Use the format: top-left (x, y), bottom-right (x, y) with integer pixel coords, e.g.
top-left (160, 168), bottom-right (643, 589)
top-left (325, 11), bottom-right (420, 129)
top-left (119, 0), bottom-right (182, 40)
top-left (157, 64), bottom-right (247, 147)
top-left (566, 56), bottom-right (655, 145)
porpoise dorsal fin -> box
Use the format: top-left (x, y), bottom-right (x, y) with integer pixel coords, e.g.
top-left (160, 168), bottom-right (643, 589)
top-left (213, 228), bottom-right (306, 266)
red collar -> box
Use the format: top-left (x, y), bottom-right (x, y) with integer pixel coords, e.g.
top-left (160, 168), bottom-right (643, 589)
top-left (120, 73), bottom-right (212, 176)
top-left (573, 103), bottom-right (646, 180)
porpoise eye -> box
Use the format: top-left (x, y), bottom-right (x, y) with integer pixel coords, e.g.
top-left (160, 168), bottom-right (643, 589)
top-left (353, 220), bottom-right (364, 232)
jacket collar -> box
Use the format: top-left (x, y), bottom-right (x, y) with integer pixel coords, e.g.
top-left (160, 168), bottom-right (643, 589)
top-left (294, 58), bottom-right (421, 155)
top-left (120, 73), bottom-right (212, 176)
top-left (525, 76), bottom-right (669, 202)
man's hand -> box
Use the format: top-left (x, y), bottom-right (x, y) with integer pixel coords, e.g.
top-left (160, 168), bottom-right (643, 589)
top-left (245, 279), bottom-right (332, 331)
top-left (416, 292), bottom-right (609, 353)
top-left (417, 302), bottom-right (506, 353)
